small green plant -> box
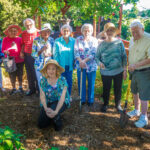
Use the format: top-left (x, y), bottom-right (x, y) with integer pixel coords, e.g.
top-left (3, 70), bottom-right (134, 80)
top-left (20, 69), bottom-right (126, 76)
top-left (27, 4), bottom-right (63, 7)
top-left (0, 123), bottom-right (25, 150)
top-left (79, 146), bottom-right (88, 150)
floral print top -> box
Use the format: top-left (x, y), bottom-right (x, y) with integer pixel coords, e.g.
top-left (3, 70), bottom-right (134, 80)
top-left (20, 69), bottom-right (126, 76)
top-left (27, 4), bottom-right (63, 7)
top-left (74, 35), bottom-right (98, 72)
top-left (40, 76), bottom-right (70, 107)
top-left (32, 36), bottom-right (54, 71)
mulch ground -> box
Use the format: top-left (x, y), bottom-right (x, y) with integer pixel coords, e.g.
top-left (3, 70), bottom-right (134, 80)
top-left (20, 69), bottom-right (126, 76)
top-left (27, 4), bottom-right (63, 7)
top-left (0, 77), bottom-right (150, 150)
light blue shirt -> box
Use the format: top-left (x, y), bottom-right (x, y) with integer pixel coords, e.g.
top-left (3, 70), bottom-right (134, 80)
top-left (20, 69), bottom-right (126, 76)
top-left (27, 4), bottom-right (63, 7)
top-left (53, 36), bottom-right (75, 71)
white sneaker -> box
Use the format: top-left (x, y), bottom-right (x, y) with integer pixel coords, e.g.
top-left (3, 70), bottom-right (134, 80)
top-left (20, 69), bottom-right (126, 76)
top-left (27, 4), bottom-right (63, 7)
top-left (70, 97), bottom-right (72, 102)
top-left (135, 115), bottom-right (148, 128)
top-left (127, 109), bottom-right (140, 118)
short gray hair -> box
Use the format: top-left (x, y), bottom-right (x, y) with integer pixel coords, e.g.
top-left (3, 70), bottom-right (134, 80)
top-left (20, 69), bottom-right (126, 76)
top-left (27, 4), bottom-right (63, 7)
top-left (60, 24), bottom-right (72, 34)
top-left (23, 18), bottom-right (35, 27)
top-left (81, 23), bottom-right (93, 35)
top-left (130, 19), bottom-right (144, 29)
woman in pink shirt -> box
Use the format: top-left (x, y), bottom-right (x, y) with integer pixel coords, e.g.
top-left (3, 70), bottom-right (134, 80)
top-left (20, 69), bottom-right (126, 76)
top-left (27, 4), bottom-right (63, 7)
top-left (2, 25), bottom-right (24, 95)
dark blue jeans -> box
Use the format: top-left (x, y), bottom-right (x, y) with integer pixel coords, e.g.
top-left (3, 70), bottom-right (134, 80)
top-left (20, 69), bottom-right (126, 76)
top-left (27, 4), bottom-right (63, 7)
top-left (61, 66), bottom-right (73, 95)
top-left (38, 101), bottom-right (67, 129)
top-left (77, 69), bottom-right (96, 104)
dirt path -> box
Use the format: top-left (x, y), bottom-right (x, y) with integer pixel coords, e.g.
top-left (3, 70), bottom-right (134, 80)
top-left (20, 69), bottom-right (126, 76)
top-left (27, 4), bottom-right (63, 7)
top-left (0, 78), bottom-right (150, 150)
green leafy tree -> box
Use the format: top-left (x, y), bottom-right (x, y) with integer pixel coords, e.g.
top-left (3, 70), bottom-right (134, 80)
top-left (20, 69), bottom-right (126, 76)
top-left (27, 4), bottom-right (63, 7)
top-left (144, 19), bottom-right (150, 33)
top-left (0, 0), bottom-right (31, 36)
top-left (13, 0), bottom-right (139, 26)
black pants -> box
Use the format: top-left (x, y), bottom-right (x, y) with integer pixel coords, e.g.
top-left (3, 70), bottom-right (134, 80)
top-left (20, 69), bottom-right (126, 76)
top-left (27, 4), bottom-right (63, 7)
top-left (24, 53), bottom-right (39, 92)
top-left (9, 62), bottom-right (24, 87)
top-left (38, 101), bottom-right (67, 129)
top-left (101, 72), bottom-right (123, 107)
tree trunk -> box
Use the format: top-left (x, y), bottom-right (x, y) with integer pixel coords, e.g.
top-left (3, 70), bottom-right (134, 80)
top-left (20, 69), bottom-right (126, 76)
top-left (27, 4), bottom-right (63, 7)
top-left (38, 15), bottom-right (41, 30)
top-left (93, 14), bottom-right (96, 37)
top-left (98, 16), bottom-right (101, 33)
top-left (118, 4), bottom-right (123, 37)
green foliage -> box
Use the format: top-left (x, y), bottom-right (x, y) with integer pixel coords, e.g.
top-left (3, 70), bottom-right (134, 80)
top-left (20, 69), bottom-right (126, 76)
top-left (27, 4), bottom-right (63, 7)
top-left (79, 146), bottom-right (88, 150)
top-left (0, 124), bottom-right (25, 150)
top-left (49, 147), bottom-right (59, 150)
top-left (0, 0), bottom-right (31, 36)
top-left (144, 19), bottom-right (150, 33)
top-left (35, 146), bottom-right (88, 150)
top-left (13, 0), bottom-right (139, 27)
top-left (140, 9), bottom-right (150, 17)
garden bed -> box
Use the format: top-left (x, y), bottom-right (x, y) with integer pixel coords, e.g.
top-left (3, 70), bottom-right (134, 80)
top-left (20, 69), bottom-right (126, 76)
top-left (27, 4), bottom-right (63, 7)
top-left (0, 77), bottom-right (150, 150)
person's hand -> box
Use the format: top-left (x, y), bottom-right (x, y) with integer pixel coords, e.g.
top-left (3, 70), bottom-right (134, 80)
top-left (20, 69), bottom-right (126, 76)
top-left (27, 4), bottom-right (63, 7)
top-left (4, 51), bottom-right (10, 55)
top-left (100, 63), bottom-right (105, 69)
top-left (123, 70), bottom-right (127, 80)
top-left (20, 52), bottom-right (24, 59)
top-left (46, 109), bottom-right (58, 118)
top-left (128, 64), bottom-right (137, 72)
top-left (79, 60), bottom-right (86, 69)
top-left (44, 52), bottom-right (52, 57)
top-left (42, 44), bottom-right (49, 51)
top-left (45, 107), bottom-right (52, 113)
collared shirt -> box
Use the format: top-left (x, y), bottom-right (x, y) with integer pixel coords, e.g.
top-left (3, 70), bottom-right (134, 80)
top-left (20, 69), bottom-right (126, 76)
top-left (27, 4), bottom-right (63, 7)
top-left (40, 76), bottom-right (70, 107)
top-left (53, 36), bottom-right (75, 71)
top-left (96, 39), bottom-right (127, 76)
top-left (129, 32), bottom-right (150, 69)
top-left (74, 35), bottom-right (98, 72)
top-left (32, 36), bottom-right (54, 71)
top-left (21, 30), bottom-right (39, 53)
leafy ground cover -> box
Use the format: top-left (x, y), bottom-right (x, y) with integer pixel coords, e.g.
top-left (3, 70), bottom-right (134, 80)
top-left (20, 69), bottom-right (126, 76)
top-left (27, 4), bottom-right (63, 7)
top-left (0, 75), bottom-right (150, 150)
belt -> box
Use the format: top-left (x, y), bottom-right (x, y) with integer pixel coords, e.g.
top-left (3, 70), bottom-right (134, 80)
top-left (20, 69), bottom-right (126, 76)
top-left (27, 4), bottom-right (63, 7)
top-left (135, 67), bottom-right (150, 72)
top-left (24, 53), bottom-right (31, 56)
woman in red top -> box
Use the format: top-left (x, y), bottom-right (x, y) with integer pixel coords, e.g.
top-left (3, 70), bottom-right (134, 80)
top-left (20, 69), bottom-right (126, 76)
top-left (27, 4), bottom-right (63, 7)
top-left (2, 25), bottom-right (24, 95)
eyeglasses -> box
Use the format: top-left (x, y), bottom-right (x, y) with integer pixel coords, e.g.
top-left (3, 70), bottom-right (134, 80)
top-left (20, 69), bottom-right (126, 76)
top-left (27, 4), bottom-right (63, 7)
top-left (106, 28), bottom-right (115, 32)
top-left (100, 37), bottom-right (106, 40)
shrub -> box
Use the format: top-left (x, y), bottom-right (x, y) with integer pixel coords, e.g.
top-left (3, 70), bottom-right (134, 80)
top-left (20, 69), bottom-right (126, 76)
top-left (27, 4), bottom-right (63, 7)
top-left (0, 123), bottom-right (25, 150)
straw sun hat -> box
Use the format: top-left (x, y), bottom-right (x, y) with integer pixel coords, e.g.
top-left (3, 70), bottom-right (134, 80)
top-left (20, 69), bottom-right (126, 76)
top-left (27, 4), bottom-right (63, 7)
top-left (40, 59), bottom-right (64, 78)
top-left (103, 22), bottom-right (120, 35)
top-left (4, 25), bottom-right (22, 36)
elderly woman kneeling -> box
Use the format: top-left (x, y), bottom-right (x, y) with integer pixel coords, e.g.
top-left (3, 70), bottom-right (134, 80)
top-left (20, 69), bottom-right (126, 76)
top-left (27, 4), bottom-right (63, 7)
top-left (38, 59), bottom-right (70, 131)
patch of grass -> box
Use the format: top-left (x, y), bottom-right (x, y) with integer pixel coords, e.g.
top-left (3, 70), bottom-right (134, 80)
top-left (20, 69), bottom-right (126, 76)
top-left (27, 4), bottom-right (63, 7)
top-left (0, 97), bottom-right (7, 102)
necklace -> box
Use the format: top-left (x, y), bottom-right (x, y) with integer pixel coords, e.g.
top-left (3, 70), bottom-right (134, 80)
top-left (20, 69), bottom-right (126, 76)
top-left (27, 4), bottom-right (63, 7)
top-left (47, 77), bottom-right (58, 86)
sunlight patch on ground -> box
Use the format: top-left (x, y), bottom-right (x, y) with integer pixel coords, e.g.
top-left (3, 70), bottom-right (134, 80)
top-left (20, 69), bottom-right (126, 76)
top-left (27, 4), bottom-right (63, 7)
top-left (116, 136), bottom-right (137, 144)
top-left (51, 136), bottom-right (85, 147)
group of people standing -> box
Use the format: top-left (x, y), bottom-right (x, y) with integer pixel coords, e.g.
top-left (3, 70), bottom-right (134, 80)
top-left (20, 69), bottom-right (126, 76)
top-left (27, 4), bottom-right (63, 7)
top-left (0, 18), bottom-right (150, 131)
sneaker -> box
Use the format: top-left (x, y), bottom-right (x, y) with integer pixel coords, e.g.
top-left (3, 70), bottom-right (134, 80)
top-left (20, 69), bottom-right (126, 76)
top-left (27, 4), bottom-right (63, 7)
top-left (135, 115), bottom-right (148, 128)
top-left (127, 109), bottom-right (140, 118)
top-left (10, 89), bottom-right (17, 95)
top-left (70, 97), bottom-right (72, 102)
top-left (116, 105), bottom-right (123, 113)
top-left (53, 116), bottom-right (62, 131)
top-left (87, 102), bottom-right (93, 107)
top-left (101, 105), bottom-right (107, 113)
top-left (81, 102), bottom-right (86, 105)
top-left (18, 87), bottom-right (24, 94)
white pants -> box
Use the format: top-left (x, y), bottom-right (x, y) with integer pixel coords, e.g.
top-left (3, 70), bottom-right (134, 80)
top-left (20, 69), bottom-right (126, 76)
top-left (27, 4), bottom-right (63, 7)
top-left (35, 69), bottom-right (42, 89)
